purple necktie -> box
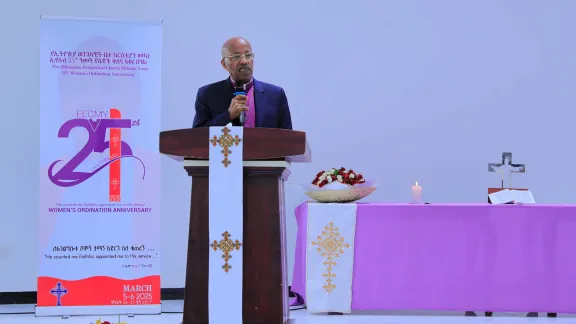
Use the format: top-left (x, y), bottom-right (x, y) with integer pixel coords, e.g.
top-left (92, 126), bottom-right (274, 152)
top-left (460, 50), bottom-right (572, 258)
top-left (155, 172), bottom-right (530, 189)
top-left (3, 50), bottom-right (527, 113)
top-left (243, 86), bottom-right (256, 128)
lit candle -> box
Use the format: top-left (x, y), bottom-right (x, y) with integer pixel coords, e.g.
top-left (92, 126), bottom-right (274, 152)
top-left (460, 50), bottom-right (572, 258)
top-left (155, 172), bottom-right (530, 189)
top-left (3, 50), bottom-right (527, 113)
top-left (411, 181), bottom-right (422, 204)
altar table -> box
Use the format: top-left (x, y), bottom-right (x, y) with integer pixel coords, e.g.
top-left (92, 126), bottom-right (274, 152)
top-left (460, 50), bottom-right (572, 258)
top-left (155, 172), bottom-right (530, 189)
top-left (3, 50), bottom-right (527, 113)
top-left (291, 203), bottom-right (576, 313)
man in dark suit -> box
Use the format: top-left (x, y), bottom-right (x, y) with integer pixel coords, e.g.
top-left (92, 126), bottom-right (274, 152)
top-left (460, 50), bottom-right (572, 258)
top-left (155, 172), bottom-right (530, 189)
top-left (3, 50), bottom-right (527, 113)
top-left (192, 37), bottom-right (293, 129)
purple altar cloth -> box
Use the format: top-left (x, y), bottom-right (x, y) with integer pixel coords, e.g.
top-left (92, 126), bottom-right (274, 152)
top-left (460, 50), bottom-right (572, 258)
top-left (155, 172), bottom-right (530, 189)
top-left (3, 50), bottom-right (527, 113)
top-left (291, 202), bottom-right (576, 313)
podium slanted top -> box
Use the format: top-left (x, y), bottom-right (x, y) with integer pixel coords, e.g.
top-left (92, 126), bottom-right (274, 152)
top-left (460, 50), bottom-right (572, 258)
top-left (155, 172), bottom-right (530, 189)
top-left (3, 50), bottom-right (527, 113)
top-left (159, 127), bottom-right (311, 162)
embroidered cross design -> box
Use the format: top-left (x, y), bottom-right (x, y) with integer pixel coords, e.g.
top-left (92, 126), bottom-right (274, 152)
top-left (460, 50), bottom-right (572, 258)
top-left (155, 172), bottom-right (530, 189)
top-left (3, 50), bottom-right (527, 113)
top-left (210, 231), bottom-right (242, 272)
top-left (209, 127), bottom-right (242, 167)
top-left (312, 222), bottom-right (350, 294)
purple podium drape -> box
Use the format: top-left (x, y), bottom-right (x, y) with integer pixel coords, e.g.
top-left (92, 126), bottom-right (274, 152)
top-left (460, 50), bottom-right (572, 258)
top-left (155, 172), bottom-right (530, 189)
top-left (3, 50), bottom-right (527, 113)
top-left (291, 203), bottom-right (576, 313)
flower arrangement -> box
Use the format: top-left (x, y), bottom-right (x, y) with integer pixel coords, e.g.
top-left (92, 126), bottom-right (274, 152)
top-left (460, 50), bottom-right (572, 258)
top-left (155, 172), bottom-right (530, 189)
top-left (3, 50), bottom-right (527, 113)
top-left (94, 319), bottom-right (111, 324)
top-left (312, 168), bottom-right (367, 188)
top-left (296, 167), bottom-right (376, 203)
top-left (91, 317), bottom-right (126, 324)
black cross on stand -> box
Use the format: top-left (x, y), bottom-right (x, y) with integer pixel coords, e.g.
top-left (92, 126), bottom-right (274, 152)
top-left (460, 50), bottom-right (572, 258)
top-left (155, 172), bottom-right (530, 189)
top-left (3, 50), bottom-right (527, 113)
top-left (50, 282), bottom-right (68, 306)
top-left (488, 152), bottom-right (525, 189)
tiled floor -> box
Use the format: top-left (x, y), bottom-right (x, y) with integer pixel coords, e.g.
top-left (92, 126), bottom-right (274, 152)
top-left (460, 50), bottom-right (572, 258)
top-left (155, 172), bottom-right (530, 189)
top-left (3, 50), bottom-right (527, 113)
top-left (0, 301), bottom-right (571, 323)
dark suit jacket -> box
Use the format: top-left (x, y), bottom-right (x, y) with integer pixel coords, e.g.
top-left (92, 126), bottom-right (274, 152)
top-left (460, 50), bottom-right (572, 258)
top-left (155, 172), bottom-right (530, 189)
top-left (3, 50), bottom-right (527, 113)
top-left (192, 78), bottom-right (293, 129)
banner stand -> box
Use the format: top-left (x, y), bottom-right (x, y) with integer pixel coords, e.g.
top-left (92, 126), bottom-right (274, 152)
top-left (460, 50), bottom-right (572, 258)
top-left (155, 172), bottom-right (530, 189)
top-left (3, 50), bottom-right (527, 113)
top-left (38, 16), bottom-right (163, 317)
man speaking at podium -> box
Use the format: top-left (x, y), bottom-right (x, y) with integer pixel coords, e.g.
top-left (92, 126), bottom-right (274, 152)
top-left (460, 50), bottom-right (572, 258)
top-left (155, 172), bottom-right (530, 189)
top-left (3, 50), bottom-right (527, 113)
top-left (192, 37), bottom-right (293, 129)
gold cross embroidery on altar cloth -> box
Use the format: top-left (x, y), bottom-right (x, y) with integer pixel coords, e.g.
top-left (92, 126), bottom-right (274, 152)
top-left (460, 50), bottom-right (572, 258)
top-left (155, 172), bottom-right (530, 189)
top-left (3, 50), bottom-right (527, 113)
top-left (312, 222), bottom-right (350, 294)
top-left (209, 127), bottom-right (242, 168)
top-left (210, 231), bottom-right (242, 273)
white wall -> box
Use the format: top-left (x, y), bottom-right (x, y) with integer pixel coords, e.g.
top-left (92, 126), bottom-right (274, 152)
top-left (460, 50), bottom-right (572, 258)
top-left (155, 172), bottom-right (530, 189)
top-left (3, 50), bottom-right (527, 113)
top-left (1, 0), bottom-right (576, 291)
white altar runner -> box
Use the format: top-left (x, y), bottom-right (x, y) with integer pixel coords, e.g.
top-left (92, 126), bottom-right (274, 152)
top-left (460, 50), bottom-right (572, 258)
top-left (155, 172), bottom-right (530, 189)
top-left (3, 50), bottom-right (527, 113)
top-left (306, 203), bottom-right (357, 313)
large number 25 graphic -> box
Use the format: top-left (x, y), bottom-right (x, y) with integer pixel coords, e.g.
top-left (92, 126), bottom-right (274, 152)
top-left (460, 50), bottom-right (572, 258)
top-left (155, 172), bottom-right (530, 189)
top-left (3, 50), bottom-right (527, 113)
top-left (48, 118), bottom-right (145, 187)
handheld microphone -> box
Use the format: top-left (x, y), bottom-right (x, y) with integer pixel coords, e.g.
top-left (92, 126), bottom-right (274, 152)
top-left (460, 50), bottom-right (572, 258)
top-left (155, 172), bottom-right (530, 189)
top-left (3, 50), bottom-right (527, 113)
top-left (233, 82), bottom-right (246, 126)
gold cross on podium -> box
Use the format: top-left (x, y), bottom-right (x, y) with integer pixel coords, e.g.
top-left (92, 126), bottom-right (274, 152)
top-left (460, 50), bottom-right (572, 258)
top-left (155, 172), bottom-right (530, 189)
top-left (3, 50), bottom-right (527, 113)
top-left (210, 231), bottom-right (242, 273)
top-left (209, 127), bottom-right (242, 168)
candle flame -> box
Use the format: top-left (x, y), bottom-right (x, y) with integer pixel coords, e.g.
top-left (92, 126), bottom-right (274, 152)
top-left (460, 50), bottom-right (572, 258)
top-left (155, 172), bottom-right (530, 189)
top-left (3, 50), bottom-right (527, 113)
top-left (415, 181), bottom-right (418, 186)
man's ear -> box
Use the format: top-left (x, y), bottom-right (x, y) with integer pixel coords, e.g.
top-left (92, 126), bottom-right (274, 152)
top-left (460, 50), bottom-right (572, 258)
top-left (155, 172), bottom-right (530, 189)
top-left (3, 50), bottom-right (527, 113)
top-left (220, 59), bottom-right (228, 71)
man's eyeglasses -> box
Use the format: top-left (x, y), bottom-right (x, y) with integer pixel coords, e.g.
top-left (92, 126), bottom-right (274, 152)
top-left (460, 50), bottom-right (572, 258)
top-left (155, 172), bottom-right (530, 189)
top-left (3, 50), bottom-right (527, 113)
top-left (226, 53), bottom-right (255, 61)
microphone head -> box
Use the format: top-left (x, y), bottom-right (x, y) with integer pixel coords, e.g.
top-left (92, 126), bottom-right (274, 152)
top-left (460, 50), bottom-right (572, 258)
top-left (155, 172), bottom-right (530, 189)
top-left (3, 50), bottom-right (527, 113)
top-left (233, 81), bottom-right (246, 95)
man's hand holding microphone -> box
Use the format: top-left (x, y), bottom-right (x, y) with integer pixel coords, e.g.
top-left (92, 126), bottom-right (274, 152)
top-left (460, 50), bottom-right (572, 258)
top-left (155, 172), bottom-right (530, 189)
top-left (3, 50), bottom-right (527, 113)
top-left (229, 82), bottom-right (248, 125)
top-left (228, 94), bottom-right (248, 120)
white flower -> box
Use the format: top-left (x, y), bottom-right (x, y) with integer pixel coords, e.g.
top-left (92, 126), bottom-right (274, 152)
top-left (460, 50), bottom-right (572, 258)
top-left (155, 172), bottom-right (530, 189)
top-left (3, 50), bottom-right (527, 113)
top-left (319, 174), bottom-right (326, 181)
top-left (317, 180), bottom-right (323, 185)
top-left (327, 177), bottom-right (333, 183)
top-left (337, 175), bottom-right (343, 182)
top-left (350, 173), bottom-right (355, 178)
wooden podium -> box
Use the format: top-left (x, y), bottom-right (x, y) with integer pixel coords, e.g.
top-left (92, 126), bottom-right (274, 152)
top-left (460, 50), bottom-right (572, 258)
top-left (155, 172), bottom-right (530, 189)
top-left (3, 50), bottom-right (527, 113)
top-left (159, 127), bottom-right (311, 324)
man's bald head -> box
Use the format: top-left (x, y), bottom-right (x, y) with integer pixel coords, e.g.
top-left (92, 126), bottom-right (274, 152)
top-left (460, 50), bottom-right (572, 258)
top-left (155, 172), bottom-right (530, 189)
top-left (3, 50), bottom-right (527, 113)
top-left (221, 37), bottom-right (252, 58)
top-left (220, 37), bottom-right (254, 83)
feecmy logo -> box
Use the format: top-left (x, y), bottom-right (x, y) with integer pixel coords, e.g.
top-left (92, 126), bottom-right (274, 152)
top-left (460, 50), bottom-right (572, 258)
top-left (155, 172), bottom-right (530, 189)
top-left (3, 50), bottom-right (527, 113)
top-left (48, 108), bottom-right (145, 202)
